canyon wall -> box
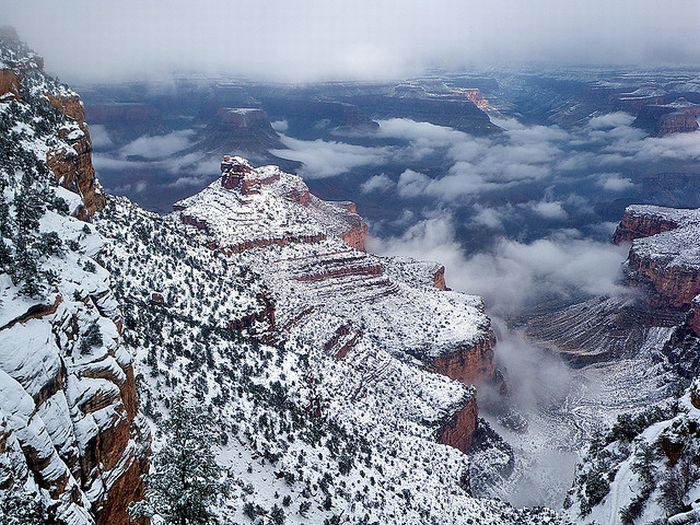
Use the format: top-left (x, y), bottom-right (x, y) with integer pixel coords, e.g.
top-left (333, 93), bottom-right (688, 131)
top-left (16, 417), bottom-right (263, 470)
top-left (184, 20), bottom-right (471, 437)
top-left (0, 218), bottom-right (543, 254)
top-left (614, 205), bottom-right (700, 309)
top-left (0, 30), bottom-right (148, 525)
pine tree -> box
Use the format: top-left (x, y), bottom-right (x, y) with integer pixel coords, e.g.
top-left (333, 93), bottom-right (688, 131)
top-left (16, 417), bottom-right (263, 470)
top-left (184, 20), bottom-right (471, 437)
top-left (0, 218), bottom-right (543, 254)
top-left (0, 487), bottom-right (45, 525)
top-left (13, 235), bottom-right (41, 297)
top-left (130, 393), bottom-right (229, 525)
top-left (14, 171), bottom-right (44, 233)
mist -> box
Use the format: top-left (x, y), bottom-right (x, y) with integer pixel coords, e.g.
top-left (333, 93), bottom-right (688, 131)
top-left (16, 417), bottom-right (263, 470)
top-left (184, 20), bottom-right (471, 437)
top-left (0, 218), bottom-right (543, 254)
top-left (367, 212), bottom-right (631, 507)
top-left (4, 0), bottom-right (700, 83)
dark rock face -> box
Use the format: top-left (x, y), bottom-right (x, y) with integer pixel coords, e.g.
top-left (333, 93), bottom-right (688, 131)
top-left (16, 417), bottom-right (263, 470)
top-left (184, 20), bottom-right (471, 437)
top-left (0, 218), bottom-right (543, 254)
top-left (632, 98), bottom-right (700, 136)
top-left (626, 249), bottom-right (700, 308)
top-left (207, 107), bottom-right (285, 154)
top-left (257, 98), bottom-right (379, 138)
top-left (691, 298), bottom-right (700, 337)
top-left (437, 397), bottom-right (479, 452)
top-left (346, 94), bottom-right (500, 135)
top-left (85, 103), bottom-right (167, 144)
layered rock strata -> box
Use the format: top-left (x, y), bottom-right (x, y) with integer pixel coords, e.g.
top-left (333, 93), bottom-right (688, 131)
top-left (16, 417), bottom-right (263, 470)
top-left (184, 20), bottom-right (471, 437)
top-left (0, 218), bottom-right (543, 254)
top-left (173, 156), bottom-right (496, 453)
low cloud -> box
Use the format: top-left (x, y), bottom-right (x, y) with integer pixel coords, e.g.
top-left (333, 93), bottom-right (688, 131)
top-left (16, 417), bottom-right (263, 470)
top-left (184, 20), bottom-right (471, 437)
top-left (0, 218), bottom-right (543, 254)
top-left (120, 130), bottom-right (197, 160)
top-left (596, 172), bottom-right (635, 191)
top-left (471, 205), bottom-right (509, 230)
top-left (271, 120), bottom-right (289, 133)
top-left (587, 112), bottom-right (636, 130)
top-left (361, 173), bottom-right (395, 193)
top-left (368, 215), bottom-right (630, 317)
top-left (271, 136), bottom-right (391, 178)
top-left (89, 124), bottom-right (114, 149)
top-left (527, 200), bottom-right (568, 220)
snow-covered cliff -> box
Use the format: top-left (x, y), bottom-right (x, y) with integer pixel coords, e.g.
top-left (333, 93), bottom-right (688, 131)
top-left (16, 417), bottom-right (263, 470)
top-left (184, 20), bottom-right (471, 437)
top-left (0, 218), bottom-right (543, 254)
top-left (0, 27), bottom-right (148, 525)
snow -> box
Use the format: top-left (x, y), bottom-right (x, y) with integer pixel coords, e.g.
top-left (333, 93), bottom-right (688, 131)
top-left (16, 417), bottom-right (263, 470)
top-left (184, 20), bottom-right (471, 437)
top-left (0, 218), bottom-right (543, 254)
top-left (626, 205), bottom-right (700, 268)
top-left (0, 35), bottom-right (147, 523)
top-left (92, 164), bottom-right (561, 523)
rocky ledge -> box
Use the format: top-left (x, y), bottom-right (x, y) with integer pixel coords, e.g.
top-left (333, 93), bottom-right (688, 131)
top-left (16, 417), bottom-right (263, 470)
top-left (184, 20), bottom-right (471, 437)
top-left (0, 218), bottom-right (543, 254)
top-left (614, 205), bottom-right (700, 308)
top-left (632, 97), bottom-right (700, 136)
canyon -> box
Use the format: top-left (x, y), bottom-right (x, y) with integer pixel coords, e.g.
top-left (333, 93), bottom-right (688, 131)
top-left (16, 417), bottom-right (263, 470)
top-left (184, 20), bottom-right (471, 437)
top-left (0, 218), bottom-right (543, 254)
top-left (172, 156), bottom-right (498, 455)
top-left (3, 22), bottom-right (700, 525)
top-left (0, 31), bottom-right (563, 524)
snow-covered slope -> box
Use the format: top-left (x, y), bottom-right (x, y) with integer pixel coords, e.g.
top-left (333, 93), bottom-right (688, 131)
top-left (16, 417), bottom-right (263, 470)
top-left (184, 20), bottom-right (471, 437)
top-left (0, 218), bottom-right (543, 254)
top-left (0, 28), bottom-right (148, 525)
top-left (90, 157), bottom-right (562, 523)
top-left (1, 30), bottom-right (564, 525)
top-left (563, 205), bottom-right (700, 524)
top-left (96, 185), bottom-right (556, 524)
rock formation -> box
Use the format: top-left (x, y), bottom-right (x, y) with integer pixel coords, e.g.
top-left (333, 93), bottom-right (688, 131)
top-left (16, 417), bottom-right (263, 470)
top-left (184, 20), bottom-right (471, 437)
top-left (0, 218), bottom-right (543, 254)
top-left (632, 98), bottom-right (700, 136)
top-left (46, 94), bottom-right (105, 217)
top-left (614, 205), bottom-right (700, 307)
top-left (437, 394), bottom-right (479, 452)
top-left (0, 29), bottom-right (148, 525)
top-left (85, 102), bottom-right (167, 144)
top-left (173, 156), bottom-right (496, 453)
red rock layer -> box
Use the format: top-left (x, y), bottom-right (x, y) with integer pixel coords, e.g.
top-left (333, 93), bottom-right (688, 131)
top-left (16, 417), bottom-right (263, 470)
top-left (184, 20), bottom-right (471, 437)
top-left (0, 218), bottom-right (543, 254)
top-left (433, 266), bottom-right (447, 290)
top-left (659, 111), bottom-right (700, 135)
top-left (0, 69), bottom-right (21, 100)
top-left (436, 397), bottom-right (479, 453)
top-left (341, 222), bottom-right (368, 251)
top-left (612, 210), bottom-right (680, 244)
top-left (432, 334), bottom-right (497, 386)
top-left (46, 95), bottom-right (105, 217)
top-left (627, 249), bottom-right (700, 307)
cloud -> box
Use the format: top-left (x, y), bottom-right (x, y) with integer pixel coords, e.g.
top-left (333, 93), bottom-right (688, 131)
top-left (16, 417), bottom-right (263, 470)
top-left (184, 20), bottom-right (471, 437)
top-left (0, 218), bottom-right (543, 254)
top-left (271, 136), bottom-right (391, 178)
top-left (7, 1), bottom-right (700, 83)
top-left (377, 118), bottom-right (563, 196)
top-left (361, 173), bottom-right (394, 193)
top-left (527, 200), bottom-right (568, 220)
top-left (119, 130), bottom-right (197, 160)
top-left (88, 124), bottom-right (114, 149)
top-left (606, 130), bottom-right (700, 163)
top-left (587, 112), bottom-right (636, 130)
top-left (368, 215), bottom-right (631, 317)
top-left (271, 120), bottom-right (289, 133)
top-left (471, 205), bottom-right (508, 229)
top-left (167, 175), bottom-right (212, 188)
top-left (396, 169), bottom-right (431, 198)
top-left (596, 173), bottom-right (634, 191)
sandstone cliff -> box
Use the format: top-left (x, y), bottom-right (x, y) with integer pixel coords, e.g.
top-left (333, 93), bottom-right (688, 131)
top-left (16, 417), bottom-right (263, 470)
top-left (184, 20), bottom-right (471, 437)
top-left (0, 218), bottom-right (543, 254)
top-left (632, 98), bottom-right (700, 136)
top-left (0, 30), bottom-right (148, 525)
top-left (614, 205), bottom-right (700, 308)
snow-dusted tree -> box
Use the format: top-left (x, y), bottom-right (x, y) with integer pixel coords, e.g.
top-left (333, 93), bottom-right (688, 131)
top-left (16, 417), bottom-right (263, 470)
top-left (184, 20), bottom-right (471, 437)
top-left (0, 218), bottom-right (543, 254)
top-left (0, 486), bottom-right (44, 525)
top-left (129, 393), bottom-right (229, 525)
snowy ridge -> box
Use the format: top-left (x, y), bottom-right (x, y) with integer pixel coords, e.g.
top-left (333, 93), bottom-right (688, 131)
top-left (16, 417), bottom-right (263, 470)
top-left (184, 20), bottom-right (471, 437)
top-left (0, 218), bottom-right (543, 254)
top-left (172, 161), bottom-right (491, 362)
top-left (614, 205), bottom-right (700, 307)
top-left (95, 194), bottom-right (562, 524)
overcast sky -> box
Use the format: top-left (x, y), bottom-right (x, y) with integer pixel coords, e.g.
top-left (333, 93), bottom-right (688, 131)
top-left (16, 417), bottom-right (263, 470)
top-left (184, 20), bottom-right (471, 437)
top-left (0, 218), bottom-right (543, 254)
top-left (4, 0), bottom-right (699, 82)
